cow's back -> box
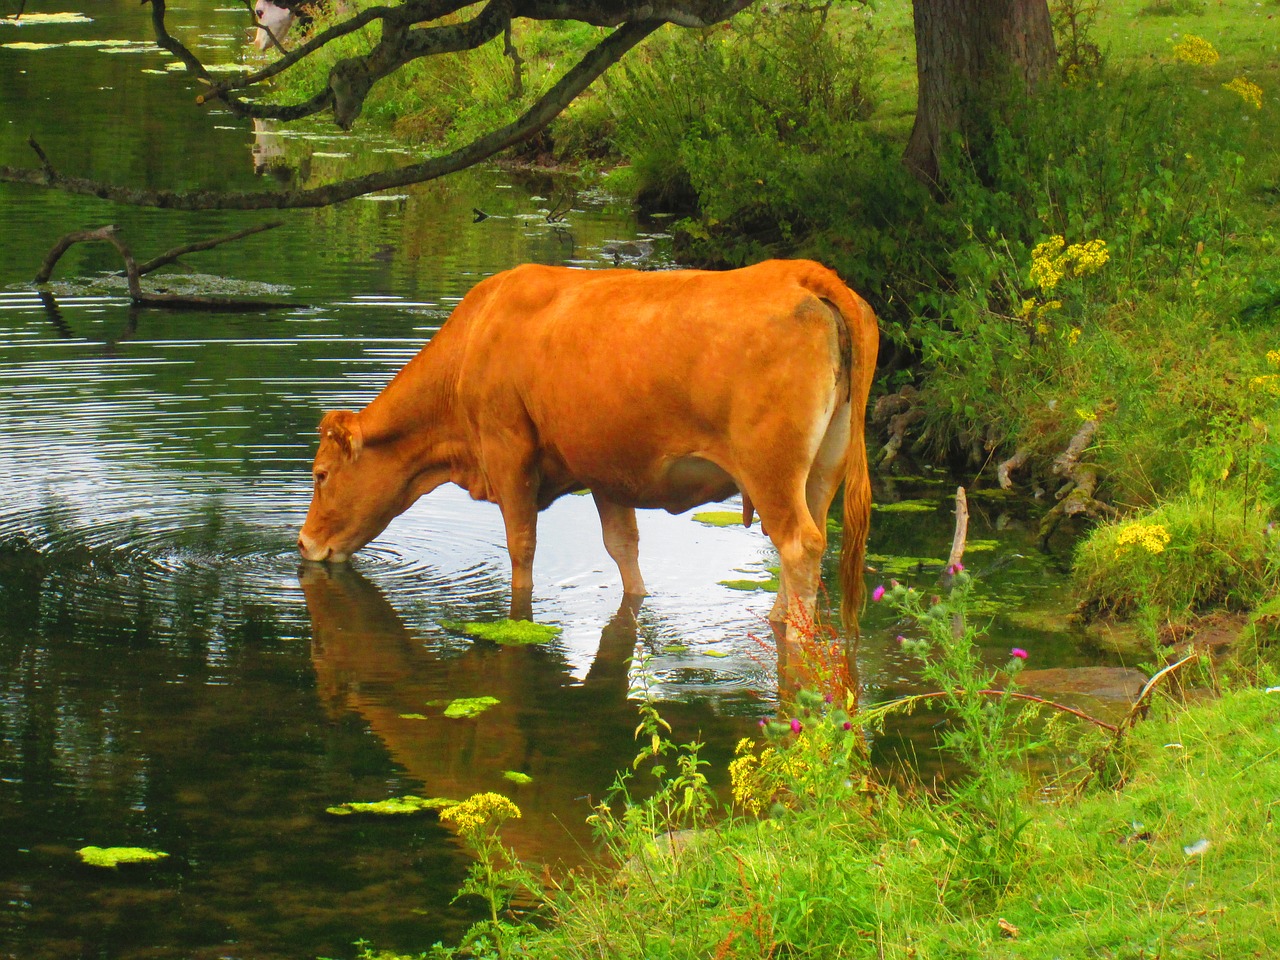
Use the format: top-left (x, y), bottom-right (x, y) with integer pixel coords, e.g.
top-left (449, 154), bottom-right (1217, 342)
top-left (439, 260), bottom-right (866, 508)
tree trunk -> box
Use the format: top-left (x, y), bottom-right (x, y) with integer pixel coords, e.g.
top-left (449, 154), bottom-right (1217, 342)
top-left (904, 0), bottom-right (1056, 186)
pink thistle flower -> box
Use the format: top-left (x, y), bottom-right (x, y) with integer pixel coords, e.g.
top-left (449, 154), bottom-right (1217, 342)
top-left (842, 721), bottom-right (853, 731)
top-left (872, 585), bottom-right (886, 602)
top-left (790, 718), bottom-right (803, 734)
top-left (1011, 648), bottom-right (1029, 660)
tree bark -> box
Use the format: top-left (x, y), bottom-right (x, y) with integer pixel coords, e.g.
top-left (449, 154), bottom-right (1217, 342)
top-left (904, 0), bottom-right (1056, 186)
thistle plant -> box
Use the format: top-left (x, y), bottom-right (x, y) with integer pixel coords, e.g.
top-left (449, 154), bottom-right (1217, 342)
top-left (869, 573), bottom-right (1044, 901)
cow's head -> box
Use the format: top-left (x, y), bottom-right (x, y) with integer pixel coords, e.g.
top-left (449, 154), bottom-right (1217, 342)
top-left (252, 0), bottom-right (296, 50)
top-left (298, 410), bottom-right (406, 563)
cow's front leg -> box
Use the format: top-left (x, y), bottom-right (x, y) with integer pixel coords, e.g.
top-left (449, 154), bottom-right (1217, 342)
top-left (495, 473), bottom-right (539, 621)
top-left (593, 493), bottom-right (647, 597)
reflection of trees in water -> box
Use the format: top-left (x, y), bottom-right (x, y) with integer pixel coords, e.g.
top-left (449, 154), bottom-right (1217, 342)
top-left (302, 563), bottom-right (749, 867)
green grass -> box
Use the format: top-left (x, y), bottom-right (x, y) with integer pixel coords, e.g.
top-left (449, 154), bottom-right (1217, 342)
top-left (504, 687), bottom-right (1280, 960)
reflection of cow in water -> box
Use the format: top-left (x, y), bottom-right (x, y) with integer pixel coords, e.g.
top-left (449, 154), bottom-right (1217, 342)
top-left (300, 564), bottom-right (749, 866)
top-left (251, 0), bottom-right (297, 50)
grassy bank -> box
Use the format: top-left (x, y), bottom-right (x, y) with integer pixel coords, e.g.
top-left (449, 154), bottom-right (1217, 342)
top-left (346, 580), bottom-right (1280, 960)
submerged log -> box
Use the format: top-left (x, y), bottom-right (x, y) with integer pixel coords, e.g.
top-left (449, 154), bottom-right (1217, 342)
top-left (34, 222), bottom-right (294, 311)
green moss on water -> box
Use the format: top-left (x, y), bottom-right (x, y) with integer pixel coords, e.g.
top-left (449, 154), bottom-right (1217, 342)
top-left (703, 649), bottom-right (730, 658)
top-left (692, 510), bottom-right (744, 527)
top-left (443, 696), bottom-right (501, 718)
top-left (77, 846), bottom-right (169, 868)
top-left (503, 771), bottom-right (533, 785)
top-left (398, 712), bottom-right (429, 720)
top-left (872, 500), bottom-right (938, 514)
top-left (867, 555), bottom-right (939, 578)
top-left (662, 644), bottom-right (690, 654)
top-left (719, 577), bottom-right (779, 592)
top-left (440, 619), bottom-right (562, 645)
top-left (326, 795), bottom-right (456, 816)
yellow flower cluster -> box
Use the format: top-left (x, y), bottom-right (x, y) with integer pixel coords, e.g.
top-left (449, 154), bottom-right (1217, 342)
top-left (1171, 34), bottom-right (1219, 66)
top-left (1251, 374), bottom-right (1280, 396)
top-left (439, 792), bottom-right (521, 836)
top-left (1267, 349), bottom-right (1280, 367)
top-left (1223, 77), bottom-right (1264, 109)
top-left (1113, 522), bottom-right (1172, 559)
top-left (728, 737), bottom-right (811, 815)
top-left (1029, 236), bottom-right (1110, 294)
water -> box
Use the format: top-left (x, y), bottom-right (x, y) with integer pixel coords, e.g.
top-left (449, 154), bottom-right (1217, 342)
top-left (0, 3), bottom-right (1108, 957)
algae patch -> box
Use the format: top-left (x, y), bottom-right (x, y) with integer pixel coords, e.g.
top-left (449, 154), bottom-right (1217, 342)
top-left (503, 771), bottom-right (533, 785)
top-left (444, 696), bottom-right (500, 718)
top-left (326, 795), bottom-right (455, 816)
top-left (77, 846), bottom-right (168, 868)
top-left (692, 510), bottom-right (743, 527)
top-left (441, 619), bottom-right (562, 645)
top-left (872, 500), bottom-right (938, 514)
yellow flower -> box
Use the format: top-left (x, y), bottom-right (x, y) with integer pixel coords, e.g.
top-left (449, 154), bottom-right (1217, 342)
top-left (1113, 522), bottom-right (1172, 559)
top-left (1250, 374), bottom-right (1280, 396)
top-left (1019, 298), bottom-right (1038, 320)
top-left (1065, 238), bottom-right (1109, 275)
top-left (1036, 321), bottom-right (1051, 335)
top-left (1171, 34), bottom-right (1219, 66)
top-left (1028, 235), bottom-right (1108, 294)
top-left (1075, 407), bottom-right (1095, 421)
top-left (1223, 77), bottom-right (1263, 109)
top-left (1030, 256), bottom-right (1063, 293)
top-left (1067, 327), bottom-right (1082, 345)
top-left (439, 792), bottom-right (521, 836)
top-left (1031, 236), bottom-right (1065, 261)
top-left (1266, 349), bottom-right (1280, 368)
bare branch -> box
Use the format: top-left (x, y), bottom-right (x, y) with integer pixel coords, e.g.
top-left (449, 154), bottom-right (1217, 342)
top-left (1, 20), bottom-right (661, 209)
top-left (35, 223), bottom-right (295, 310)
top-left (133, 220), bottom-right (285, 275)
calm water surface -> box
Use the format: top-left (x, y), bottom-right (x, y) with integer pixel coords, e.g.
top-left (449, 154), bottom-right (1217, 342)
top-left (1, 4), bottom-right (1105, 957)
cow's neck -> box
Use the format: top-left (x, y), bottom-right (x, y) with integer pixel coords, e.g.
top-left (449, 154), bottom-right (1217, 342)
top-left (357, 332), bottom-right (473, 501)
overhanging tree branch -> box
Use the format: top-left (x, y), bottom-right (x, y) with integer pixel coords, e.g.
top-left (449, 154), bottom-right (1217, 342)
top-left (0, 19), bottom-right (664, 210)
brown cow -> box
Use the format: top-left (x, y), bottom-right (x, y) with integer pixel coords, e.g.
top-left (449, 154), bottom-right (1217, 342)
top-left (298, 259), bottom-right (878, 638)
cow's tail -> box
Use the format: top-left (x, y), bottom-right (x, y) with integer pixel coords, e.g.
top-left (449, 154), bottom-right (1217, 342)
top-left (803, 263), bottom-right (879, 637)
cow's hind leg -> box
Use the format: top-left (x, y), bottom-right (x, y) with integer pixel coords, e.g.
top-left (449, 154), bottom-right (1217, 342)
top-left (750, 481), bottom-right (826, 643)
top-left (593, 492), bottom-right (647, 597)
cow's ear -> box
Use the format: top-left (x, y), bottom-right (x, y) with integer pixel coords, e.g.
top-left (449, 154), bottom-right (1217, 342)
top-left (318, 410), bottom-right (364, 461)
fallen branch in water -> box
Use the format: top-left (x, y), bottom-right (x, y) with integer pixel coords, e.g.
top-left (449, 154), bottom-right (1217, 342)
top-left (997, 447), bottom-right (1029, 490)
top-left (860, 687), bottom-right (1119, 733)
top-left (1075, 652), bottom-right (1203, 795)
top-left (1037, 417), bottom-right (1116, 548)
top-left (873, 386), bottom-right (925, 468)
top-left (34, 222), bottom-right (294, 310)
